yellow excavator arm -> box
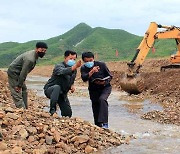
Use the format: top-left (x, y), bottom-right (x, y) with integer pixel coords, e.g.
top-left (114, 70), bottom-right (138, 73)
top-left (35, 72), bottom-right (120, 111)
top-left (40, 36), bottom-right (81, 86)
top-left (120, 22), bottom-right (180, 94)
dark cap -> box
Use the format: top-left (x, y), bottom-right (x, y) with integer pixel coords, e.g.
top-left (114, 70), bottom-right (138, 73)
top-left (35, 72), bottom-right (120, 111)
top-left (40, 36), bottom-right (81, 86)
top-left (36, 42), bottom-right (48, 49)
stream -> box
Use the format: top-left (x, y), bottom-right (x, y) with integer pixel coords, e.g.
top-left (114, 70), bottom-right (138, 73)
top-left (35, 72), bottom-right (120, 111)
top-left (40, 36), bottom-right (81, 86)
top-left (26, 75), bottom-right (180, 154)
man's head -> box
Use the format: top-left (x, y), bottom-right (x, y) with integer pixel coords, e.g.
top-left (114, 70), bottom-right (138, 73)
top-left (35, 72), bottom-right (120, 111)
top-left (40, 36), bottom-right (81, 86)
top-left (82, 52), bottom-right (94, 68)
top-left (35, 42), bottom-right (48, 58)
top-left (64, 50), bottom-right (77, 66)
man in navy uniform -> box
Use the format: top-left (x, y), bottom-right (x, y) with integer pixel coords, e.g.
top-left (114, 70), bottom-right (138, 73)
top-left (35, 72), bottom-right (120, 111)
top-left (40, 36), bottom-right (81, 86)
top-left (80, 52), bottom-right (112, 128)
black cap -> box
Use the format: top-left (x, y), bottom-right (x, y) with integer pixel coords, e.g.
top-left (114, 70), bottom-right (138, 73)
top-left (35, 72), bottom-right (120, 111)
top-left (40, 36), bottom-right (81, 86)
top-left (36, 42), bottom-right (48, 49)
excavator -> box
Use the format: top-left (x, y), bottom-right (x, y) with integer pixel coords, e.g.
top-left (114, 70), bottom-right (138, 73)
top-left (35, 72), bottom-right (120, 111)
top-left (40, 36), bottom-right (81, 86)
top-left (120, 22), bottom-right (180, 94)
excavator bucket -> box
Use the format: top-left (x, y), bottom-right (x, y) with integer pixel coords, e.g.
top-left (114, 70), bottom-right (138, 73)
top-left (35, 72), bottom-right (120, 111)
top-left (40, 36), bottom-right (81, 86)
top-left (120, 74), bottom-right (145, 94)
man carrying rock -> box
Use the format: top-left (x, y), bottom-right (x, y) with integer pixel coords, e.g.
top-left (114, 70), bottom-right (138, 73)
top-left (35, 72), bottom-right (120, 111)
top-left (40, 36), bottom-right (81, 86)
top-left (44, 50), bottom-right (81, 116)
top-left (7, 42), bottom-right (48, 109)
top-left (80, 52), bottom-right (112, 128)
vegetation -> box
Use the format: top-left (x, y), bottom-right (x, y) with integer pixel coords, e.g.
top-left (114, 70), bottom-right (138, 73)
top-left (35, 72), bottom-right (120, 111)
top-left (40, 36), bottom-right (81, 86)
top-left (0, 23), bottom-right (178, 67)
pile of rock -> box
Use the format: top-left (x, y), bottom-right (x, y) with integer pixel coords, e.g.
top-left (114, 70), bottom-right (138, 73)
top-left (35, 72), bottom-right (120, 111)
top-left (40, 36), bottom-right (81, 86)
top-left (0, 70), bottom-right (131, 153)
top-left (142, 103), bottom-right (180, 126)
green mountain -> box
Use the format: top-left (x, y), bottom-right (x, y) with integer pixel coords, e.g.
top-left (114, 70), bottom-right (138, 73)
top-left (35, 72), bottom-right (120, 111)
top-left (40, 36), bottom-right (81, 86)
top-left (0, 23), bottom-right (177, 67)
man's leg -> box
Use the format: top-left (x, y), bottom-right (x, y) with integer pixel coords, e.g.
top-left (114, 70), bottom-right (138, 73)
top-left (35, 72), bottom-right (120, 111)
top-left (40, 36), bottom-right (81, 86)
top-left (58, 94), bottom-right (72, 117)
top-left (98, 86), bottom-right (112, 126)
top-left (89, 90), bottom-right (101, 126)
top-left (44, 85), bottom-right (61, 115)
top-left (22, 83), bottom-right (28, 109)
top-left (8, 76), bottom-right (25, 108)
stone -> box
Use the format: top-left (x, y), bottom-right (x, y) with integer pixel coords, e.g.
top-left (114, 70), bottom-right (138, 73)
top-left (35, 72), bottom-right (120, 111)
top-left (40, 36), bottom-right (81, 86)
top-left (28, 136), bottom-right (35, 142)
top-left (19, 128), bottom-right (28, 139)
top-left (4, 107), bottom-right (14, 113)
top-left (41, 112), bottom-right (50, 118)
top-left (6, 113), bottom-right (19, 120)
top-left (26, 127), bottom-right (37, 135)
top-left (45, 135), bottom-right (53, 145)
top-left (85, 145), bottom-right (94, 153)
top-left (71, 135), bottom-right (89, 144)
top-left (0, 111), bottom-right (5, 119)
top-left (0, 142), bottom-right (8, 150)
top-left (54, 130), bottom-right (61, 143)
top-left (11, 146), bottom-right (22, 154)
top-left (0, 150), bottom-right (11, 154)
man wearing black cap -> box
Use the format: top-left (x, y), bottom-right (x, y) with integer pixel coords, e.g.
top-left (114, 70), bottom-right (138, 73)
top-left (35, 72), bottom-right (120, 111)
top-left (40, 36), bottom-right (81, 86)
top-left (7, 42), bottom-right (48, 109)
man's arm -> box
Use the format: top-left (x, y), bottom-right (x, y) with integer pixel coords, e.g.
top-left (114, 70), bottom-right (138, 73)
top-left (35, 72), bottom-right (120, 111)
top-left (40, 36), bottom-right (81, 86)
top-left (54, 60), bottom-right (81, 76)
top-left (81, 66), bottom-right (100, 82)
top-left (53, 64), bottom-right (73, 76)
top-left (17, 60), bottom-right (34, 88)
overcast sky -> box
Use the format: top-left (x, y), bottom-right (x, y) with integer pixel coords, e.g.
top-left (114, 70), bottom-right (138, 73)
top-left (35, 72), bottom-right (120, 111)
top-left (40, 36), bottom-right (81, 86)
top-left (0, 0), bottom-right (180, 43)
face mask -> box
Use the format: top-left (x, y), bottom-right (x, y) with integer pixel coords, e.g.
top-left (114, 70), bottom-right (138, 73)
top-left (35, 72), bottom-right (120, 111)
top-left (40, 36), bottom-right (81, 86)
top-left (37, 52), bottom-right (46, 58)
top-left (67, 60), bottom-right (76, 66)
top-left (84, 61), bottom-right (94, 68)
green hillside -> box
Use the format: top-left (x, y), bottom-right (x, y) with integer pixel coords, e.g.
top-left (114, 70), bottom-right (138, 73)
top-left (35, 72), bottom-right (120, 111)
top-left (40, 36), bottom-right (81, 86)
top-left (0, 23), bottom-right (178, 67)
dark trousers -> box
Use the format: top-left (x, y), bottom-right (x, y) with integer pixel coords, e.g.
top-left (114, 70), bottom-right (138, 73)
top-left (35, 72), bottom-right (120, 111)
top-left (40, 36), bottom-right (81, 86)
top-left (89, 86), bottom-right (112, 126)
top-left (44, 85), bottom-right (72, 117)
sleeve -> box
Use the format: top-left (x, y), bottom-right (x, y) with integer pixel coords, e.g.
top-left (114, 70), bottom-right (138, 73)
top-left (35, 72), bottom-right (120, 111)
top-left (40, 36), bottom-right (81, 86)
top-left (80, 66), bottom-right (89, 82)
top-left (70, 70), bottom-right (77, 86)
top-left (17, 60), bottom-right (34, 87)
top-left (103, 63), bottom-right (113, 85)
top-left (53, 64), bottom-right (73, 76)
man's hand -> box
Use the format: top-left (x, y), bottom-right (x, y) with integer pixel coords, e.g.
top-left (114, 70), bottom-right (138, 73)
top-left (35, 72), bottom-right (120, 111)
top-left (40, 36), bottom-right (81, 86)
top-left (70, 85), bottom-right (75, 93)
top-left (72, 60), bottom-right (81, 71)
top-left (89, 66), bottom-right (100, 77)
top-left (15, 87), bottom-right (21, 93)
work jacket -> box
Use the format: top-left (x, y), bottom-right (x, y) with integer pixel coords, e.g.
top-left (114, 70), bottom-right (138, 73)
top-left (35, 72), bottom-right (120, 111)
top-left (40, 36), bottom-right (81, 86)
top-left (44, 62), bottom-right (77, 94)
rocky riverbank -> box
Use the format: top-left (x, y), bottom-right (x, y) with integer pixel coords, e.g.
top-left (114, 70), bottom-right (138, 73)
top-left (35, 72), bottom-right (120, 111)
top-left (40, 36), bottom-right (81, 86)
top-left (0, 70), bottom-right (132, 153)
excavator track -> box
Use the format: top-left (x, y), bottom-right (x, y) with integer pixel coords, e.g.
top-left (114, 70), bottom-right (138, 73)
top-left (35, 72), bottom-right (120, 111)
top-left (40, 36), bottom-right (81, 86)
top-left (160, 64), bottom-right (180, 71)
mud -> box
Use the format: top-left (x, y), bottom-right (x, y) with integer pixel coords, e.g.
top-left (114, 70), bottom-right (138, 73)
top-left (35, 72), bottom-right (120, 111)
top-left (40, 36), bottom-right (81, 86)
top-left (30, 58), bottom-right (180, 125)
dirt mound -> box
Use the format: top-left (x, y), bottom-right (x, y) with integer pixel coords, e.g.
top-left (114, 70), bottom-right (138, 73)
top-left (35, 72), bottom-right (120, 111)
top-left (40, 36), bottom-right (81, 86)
top-left (142, 103), bottom-right (180, 125)
top-left (109, 59), bottom-right (180, 126)
top-left (0, 71), bottom-right (12, 105)
top-left (0, 71), bottom-right (132, 153)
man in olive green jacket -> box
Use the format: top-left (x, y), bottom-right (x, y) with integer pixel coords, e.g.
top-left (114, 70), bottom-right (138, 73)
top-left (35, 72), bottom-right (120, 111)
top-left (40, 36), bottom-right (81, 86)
top-left (7, 42), bottom-right (48, 109)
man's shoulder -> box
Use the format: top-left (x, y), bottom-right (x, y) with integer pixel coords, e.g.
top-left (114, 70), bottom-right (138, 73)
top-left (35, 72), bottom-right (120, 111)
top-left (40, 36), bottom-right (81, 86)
top-left (23, 50), bottom-right (36, 61)
top-left (95, 61), bottom-right (106, 66)
top-left (54, 62), bottom-right (65, 68)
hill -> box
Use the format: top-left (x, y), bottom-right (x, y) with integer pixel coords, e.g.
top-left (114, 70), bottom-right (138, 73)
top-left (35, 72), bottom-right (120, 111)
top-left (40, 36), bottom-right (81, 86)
top-left (0, 23), bottom-right (177, 67)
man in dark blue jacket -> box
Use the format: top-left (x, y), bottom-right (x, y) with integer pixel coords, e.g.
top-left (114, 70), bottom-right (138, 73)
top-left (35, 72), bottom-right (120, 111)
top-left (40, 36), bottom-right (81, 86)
top-left (44, 50), bottom-right (81, 116)
top-left (80, 52), bottom-right (112, 128)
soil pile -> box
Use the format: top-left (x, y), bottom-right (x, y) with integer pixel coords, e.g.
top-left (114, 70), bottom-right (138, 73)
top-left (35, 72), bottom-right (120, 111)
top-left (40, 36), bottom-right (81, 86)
top-left (110, 59), bottom-right (180, 125)
top-left (0, 71), bottom-right (131, 153)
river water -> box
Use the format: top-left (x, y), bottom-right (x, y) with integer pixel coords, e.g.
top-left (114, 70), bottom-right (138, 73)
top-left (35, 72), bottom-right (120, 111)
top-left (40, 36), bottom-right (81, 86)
top-left (26, 75), bottom-right (180, 154)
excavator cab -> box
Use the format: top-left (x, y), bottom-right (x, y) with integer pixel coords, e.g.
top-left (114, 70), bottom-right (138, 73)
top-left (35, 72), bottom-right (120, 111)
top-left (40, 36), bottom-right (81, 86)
top-left (120, 22), bottom-right (180, 94)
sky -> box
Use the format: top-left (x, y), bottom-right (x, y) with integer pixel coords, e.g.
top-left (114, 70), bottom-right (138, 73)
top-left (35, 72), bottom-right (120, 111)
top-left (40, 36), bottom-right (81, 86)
top-left (0, 0), bottom-right (180, 43)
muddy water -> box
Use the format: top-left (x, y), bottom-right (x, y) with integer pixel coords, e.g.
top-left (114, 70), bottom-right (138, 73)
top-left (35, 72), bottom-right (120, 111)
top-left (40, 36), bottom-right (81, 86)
top-left (26, 75), bottom-right (180, 154)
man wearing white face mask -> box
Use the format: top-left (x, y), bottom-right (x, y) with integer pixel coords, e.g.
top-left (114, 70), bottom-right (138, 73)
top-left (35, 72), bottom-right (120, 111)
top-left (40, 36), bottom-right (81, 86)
top-left (44, 50), bottom-right (81, 116)
top-left (80, 52), bottom-right (112, 129)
